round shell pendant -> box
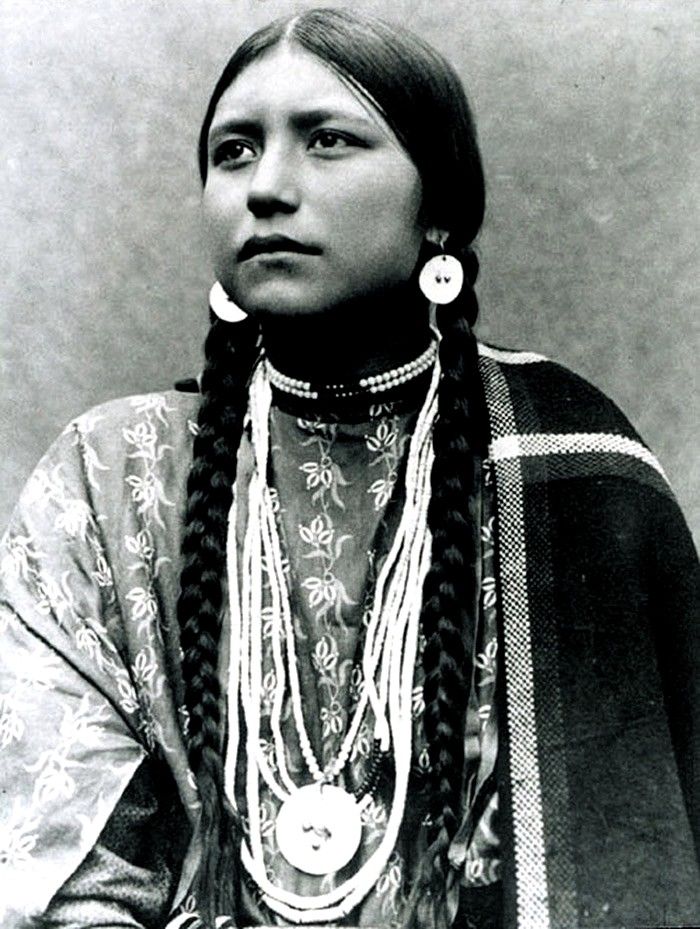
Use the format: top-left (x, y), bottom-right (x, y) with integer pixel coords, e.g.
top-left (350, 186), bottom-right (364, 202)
top-left (209, 281), bottom-right (248, 323)
top-left (275, 783), bottom-right (363, 875)
top-left (418, 254), bottom-right (464, 305)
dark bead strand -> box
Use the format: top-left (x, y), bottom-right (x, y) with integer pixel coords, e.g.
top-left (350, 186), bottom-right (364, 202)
top-left (353, 739), bottom-right (386, 800)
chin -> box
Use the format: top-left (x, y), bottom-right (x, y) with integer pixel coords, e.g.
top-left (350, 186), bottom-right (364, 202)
top-left (235, 283), bottom-right (341, 318)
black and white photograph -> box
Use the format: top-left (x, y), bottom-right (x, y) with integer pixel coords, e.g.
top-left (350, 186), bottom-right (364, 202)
top-left (1, 2), bottom-right (698, 927)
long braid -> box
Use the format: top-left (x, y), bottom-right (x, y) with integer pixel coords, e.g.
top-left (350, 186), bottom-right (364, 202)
top-left (413, 250), bottom-right (488, 928)
top-left (177, 314), bottom-right (259, 926)
top-left (186, 10), bottom-right (488, 927)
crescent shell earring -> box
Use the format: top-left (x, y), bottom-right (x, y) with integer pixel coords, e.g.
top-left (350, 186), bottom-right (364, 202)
top-left (418, 232), bottom-right (464, 305)
top-left (209, 281), bottom-right (248, 322)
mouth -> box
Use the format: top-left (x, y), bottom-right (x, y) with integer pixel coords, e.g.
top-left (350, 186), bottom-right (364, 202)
top-left (238, 235), bottom-right (322, 262)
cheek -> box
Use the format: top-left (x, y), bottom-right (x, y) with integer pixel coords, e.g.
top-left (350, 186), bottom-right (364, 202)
top-left (201, 182), bottom-right (245, 252)
top-left (329, 161), bottom-right (423, 267)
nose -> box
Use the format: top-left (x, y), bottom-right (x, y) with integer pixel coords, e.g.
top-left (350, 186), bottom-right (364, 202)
top-left (247, 144), bottom-right (300, 218)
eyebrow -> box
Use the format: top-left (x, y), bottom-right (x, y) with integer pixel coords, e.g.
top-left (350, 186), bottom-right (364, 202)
top-left (208, 107), bottom-right (375, 143)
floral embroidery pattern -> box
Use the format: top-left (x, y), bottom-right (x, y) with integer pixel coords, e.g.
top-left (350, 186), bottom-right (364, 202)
top-left (25, 694), bottom-right (110, 805)
top-left (1, 467), bottom-right (120, 681)
top-left (366, 417), bottom-right (409, 511)
top-left (0, 802), bottom-right (39, 869)
top-left (375, 850), bottom-right (404, 920)
top-left (120, 398), bottom-right (178, 748)
top-left (65, 411), bottom-right (110, 492)
top-left (0, 650), bottom-right (61, 749)
top-left (0, 394), bottom-right (197, 923)
top-left (298, 421), bottom-right (349, 508)
top-left (299, 514), bottom-right (355, 626)
top-left (296, 423), bottom-right (355, 634)
top-left (244, 402), bottom-right (501, 923)
top-left (123, 395), bottom-right (176, 529)
top-left (1, 390), bottom-right (500, 926)
top-left (310, 635), bottom-right (354, 743)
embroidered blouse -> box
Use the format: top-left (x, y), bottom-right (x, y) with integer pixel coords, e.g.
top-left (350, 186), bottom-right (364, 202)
top-left (0, 386), bottom-right (499, 929)
top-left (232, 397), bottom-right (500, 925)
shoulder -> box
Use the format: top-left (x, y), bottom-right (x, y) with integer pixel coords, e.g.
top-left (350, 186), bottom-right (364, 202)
top-left (476, 341), bottom-right (670, 498)
top-left (65, 389), bottom-right (200, 444)
top-left (10, 390), bottom-right (201, 522)
top-left (53, 388), bottom-right (202, 510)
top-left (477, 341), bottom-right (634, 436)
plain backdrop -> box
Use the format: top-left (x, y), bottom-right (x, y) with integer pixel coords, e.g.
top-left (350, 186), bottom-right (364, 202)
top-left (1, 0), bottom-right (698, 544)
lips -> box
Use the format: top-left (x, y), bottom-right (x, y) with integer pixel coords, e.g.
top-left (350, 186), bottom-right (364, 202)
top-left (238, 235), bottom-right (322, 262)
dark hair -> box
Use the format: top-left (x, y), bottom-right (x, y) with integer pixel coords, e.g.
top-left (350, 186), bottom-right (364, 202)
top-left (178, 8), bottom-right (488, 927)
top-left (197, 8), bottom-right (484, 254)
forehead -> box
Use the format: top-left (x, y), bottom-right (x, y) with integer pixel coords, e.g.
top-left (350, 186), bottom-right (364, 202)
top-left (210, 44), bottom-right (392, 133)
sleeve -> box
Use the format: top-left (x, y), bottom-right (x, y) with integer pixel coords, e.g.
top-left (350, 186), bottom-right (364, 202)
top-left (646, 490), bottom-right (700, 857)
top-left (0, 423), bottom-right (169, 927)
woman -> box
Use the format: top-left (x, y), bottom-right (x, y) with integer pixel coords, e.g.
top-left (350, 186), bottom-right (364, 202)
top-left (0, 8), bottom-right (697, 929)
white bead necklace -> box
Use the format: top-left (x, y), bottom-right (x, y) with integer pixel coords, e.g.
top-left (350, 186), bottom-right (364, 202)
top-left (265, 338), bottom-right (438, 400)
top-left (223, 358), bottom-right (439, 923)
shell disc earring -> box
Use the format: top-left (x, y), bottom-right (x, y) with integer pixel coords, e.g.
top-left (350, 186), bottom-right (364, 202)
top-left (418, 239), bottom-right (464, 305)
top-left (209, 281), bottom-right (248, 322)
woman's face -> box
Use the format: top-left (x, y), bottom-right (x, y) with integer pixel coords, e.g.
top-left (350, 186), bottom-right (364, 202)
top-left (202, 44), bottom-right (425, 316)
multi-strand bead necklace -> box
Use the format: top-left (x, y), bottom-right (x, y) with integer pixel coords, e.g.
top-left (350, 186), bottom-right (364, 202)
top-left (223, 348), bottom-right (439, 923)
top-left (264, 338), bottom-right (438, 400)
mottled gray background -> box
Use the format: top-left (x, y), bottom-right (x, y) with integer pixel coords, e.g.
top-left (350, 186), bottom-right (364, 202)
top-left (1, 0), bottom-right (698, 543)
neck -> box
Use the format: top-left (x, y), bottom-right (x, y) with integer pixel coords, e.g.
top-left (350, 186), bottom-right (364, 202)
top-left (258, 283), bottom-right (431, 384)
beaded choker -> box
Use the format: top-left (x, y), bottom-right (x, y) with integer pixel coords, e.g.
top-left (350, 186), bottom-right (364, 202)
top-left (264, 338), bottom-right (438, 401)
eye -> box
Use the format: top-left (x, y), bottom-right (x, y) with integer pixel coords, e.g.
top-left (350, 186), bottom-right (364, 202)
top-left (308, 129), bottom-right (359, 153)
top-left (211, 139), bottom-right (256, 167)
